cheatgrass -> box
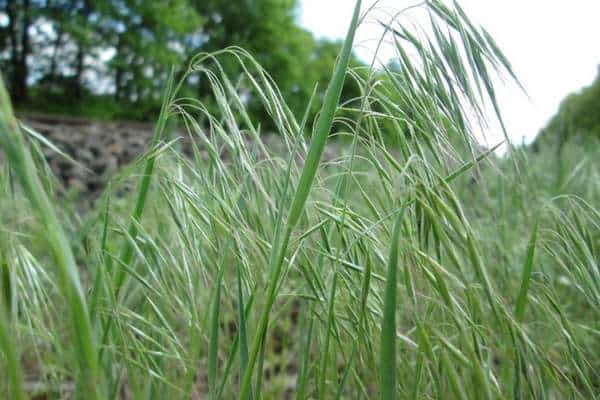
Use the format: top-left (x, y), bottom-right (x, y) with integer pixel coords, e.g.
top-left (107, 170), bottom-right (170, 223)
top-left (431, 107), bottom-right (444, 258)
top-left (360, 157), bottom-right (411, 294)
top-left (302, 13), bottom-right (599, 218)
top-left (0, 0), bottom-right (599, 399)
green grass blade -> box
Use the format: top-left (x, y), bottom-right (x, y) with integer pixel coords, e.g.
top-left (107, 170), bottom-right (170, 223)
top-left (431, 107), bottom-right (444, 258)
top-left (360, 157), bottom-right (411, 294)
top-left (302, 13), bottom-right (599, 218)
top-left (113, 70), bottom-right (175, 293)
top-left (209, 262), bottom-right (224, 400)
top-left (254, 329), bottom-right (268, 400)
top-left (380, 213), bottom-right (403, 400)
top-left (318, 268), bottom-right (339, 399)
top-left (295, 305), bottom-right (315, 400)
top-left (285, 0), bottom-right (362, 230)
top-left (335, 345), bottom-right (357, 400)
top-left (0, 75), bottom-right (104, 399)
top-left (515, 221), bottom-right (538, 321)
top-left (238, 2), bottom-right (362, 398)
top-left (0, 292), bottom-right (26, 400)
top-left (236, 263), bottom-right (252, 400)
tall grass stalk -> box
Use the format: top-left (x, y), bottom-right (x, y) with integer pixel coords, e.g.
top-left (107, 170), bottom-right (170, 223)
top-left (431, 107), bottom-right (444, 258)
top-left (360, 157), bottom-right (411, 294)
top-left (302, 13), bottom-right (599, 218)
top-left (0, 1), bottom-right (598, 399)
top-left (113, 71), bottom-right (175, 293)
top-left (0, 76), bottom-right (103, 398)
top-left (380, 212), bottom-right (404, 400)
top-left (239, 1), bottom-right (362, 397)
top-left (0, 293), bottom-right (26, 400)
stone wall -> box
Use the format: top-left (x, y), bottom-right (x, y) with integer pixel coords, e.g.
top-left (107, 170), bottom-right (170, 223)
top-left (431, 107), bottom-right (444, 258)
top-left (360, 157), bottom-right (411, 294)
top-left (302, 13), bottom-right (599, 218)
top-left (17, 113), bottom-right (155, 196)
top-left (1, 113), bottom-right (342, 200)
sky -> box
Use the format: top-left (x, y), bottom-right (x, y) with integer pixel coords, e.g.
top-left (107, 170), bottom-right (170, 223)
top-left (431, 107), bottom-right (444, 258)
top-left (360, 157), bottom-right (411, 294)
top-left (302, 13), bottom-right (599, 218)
top-left (299, 0), bottom-right (600, 147)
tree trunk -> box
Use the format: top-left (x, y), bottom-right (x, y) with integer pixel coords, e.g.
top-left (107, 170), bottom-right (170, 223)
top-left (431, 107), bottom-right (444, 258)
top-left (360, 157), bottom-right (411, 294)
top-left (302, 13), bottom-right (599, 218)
top-left (6, 0), bottom-right (30, 104)
top-left (74, 44), bottom-right (85, 99)
top-left (48, 29), bottom-right (64, 82)
top-left (74, 0), bottom-right (91, 99)
top-left (12, 61), bottom-right (28, 104)
top-left (114, 37), bottom-right (124, 101)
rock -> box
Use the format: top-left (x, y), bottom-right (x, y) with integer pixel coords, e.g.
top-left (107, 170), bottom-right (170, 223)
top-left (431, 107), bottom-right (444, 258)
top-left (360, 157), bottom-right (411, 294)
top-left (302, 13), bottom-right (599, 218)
top-left (13, 113), bottom-right (342, 204)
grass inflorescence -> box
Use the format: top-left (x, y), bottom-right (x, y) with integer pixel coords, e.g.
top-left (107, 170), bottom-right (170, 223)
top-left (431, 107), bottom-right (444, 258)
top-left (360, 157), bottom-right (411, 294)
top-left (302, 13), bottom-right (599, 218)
top-left (0, 1), bottom-right (598, 398)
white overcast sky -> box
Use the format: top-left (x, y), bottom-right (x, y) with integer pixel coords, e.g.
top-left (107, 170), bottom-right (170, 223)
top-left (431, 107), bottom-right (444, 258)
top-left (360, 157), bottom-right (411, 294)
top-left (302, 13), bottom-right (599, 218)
top-left (299, 0), bottom-right (600, 146)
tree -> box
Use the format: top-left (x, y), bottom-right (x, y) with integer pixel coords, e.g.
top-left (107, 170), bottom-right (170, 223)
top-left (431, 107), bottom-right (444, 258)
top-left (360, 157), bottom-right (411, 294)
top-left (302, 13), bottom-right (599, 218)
top-left (0, 0), bottom-right (362, 125)
top-left (0, 0), bottom-right (36, 103)
top-left (186, 0), bottom-right (364, 126)
top-left (535, 70), bottom-right (600, 149)
top-left (98, 0), bottom-right (202, 105)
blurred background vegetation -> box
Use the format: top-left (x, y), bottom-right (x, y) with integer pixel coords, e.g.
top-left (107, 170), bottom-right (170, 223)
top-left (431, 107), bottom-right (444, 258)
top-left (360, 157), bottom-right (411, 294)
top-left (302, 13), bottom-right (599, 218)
top-left (0, 0), bottom-right (598, 149)
top-left (0, 0), bottom-right (362, 124)
top-left (0, 2), bottom-right (598, 398)
top-left (535, 70), bottom-right (600, 147)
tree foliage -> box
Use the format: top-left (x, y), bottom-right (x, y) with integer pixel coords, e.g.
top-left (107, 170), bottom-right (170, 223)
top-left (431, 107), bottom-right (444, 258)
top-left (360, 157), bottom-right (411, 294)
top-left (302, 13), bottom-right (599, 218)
top-left (0, 0), bottom-right (359, 124)
top-left (535, 69), bottom-right (600, 149)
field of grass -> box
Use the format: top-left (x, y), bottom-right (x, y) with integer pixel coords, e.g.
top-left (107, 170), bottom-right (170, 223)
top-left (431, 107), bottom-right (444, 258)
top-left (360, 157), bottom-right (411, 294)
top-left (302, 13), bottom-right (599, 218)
top-left (0, 0), bottom-right (598, 398)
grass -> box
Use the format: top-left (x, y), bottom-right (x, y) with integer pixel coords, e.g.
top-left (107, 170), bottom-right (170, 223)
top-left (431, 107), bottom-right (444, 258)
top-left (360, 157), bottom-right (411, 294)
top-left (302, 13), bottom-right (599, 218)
top-left (0, 0), bottom-right (599, 398)
top-left (0, 75), bottom-right (103, 399)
